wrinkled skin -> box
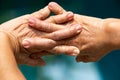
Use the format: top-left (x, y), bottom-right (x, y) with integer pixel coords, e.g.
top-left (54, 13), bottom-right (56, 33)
top-left (0, 9), bottom-right (52, 65)
top-left (29, 2), bottom-right (115, 62)
top-left (48, 2), bottom-right (115, 62)
top-left (0, 6), bottom-right (81, 66)
top-left (65, 15), bottom-right (114, 62)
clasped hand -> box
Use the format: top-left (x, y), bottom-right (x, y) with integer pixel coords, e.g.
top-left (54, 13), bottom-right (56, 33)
top-left (0, 2), bottom-right (118, 66)
top-left (24, 2), bottom-right (117, 63)
top-left (0, 2), bottom-right (82, 66)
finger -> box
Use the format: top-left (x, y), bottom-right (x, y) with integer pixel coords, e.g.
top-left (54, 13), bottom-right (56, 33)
top-left (18, 54), bottom-right (46, 66)
top-left (28, 18), bottom-right (64, 32)
top-left (48, 2), bottom-right (66, 14)
top-left (26, 58), bottom-right (46, 66)
top-left (48, 46), bottom-right (80, 56)
top-left (22, 38), bottom-right (56, 50)
top-left (30, 51), bottom-right (51, 59)
top-left (45, 11), bottom-right (74, 23)
top-left (43, 24), bottom-right (82, 40)
top-left (31, 6), bottom-right (50, 19)
top-left (76, 55), bottom-right (93, 62)
top-left (76, 55), bottom-right (87, 62)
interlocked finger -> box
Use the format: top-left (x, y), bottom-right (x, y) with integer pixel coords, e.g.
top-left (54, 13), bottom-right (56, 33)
top-left (31, 6), bottom-right (50, 20)
top-left (48, 45), bottom-right (80, 56)
top-left (43, 24), bottom-right (82, 40)
top-left (28, 18), bottom-right (64, 32)
top-left (45, 11), bottom-right (74, 24)
top-left (48, 2), bottom-right (66, 14)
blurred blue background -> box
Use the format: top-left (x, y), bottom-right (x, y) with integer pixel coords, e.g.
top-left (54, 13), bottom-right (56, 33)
top-left (0, 0), bottom-right (120, 80)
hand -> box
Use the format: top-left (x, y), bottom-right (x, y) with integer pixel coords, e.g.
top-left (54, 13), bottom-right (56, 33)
top-left (49, 2), bottom-right (118, 62)
top-left (73, 15), bottom-right (114, 62)
top-left (0, 6), bottom-right (52, 66)
top-left (0, 6), bottom-right (81, 66)
top-left (30, 2), bottom-right (115, 62)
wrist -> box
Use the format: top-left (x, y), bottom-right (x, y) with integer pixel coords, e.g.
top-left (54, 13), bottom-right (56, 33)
top-left (103, 18), bottom-right (120, 50)
top-left (0, 28), bottom-right (20, 55)
top-left (0, 32), bottom-right (25, 80)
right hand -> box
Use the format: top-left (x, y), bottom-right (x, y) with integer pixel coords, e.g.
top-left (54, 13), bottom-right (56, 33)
top-left (0, 5), bottom-right (81, 66)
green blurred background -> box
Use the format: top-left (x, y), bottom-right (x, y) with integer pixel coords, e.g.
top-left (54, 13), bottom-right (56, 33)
top-left (0, 0), bottom-right (120, 80)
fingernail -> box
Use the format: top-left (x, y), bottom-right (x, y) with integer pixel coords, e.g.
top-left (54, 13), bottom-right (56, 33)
top-left (28, 18), bottom-right (35, 26)
top-left (72, 49), bottom-right (80, 56)
top-left (67, 12), bottom-right (74, 20)
top-left (22, 39), bottom-right (30, 48)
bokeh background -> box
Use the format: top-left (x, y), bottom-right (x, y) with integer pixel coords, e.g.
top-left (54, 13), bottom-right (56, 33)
top-left (0, 0), bottom-right (120, 80)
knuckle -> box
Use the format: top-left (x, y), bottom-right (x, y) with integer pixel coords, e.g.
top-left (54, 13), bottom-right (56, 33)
top-left (40, 22), bottom-right (47, 31)
top-left (39, 12), bottom-right (45, 19)
top-left (47, 23), bottom-right (53, 32)
top-left (57, 8), bottom-right (64, 14)
top-left (52, 33), bottom-right (59, 40)
top-left (47, 23), bottom-right (52, 28)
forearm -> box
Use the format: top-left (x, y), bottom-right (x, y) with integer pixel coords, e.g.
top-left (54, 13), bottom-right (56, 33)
top-left (0, 32), bottom-right (25, 80)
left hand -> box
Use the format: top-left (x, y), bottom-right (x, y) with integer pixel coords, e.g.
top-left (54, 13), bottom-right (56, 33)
top-left (48, 2), bottom-right (115, 62)
top-left (29, 2), bottom-right (115, 62)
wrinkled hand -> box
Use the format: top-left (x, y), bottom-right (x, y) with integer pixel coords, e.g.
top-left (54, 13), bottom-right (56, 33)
top-left (49, 2), bottom-right (116, 62)
top-left (29, 2), bottom-right (114, 62)
top-left (0, 6), bottom-right (81, 66)
top-left (72, 15), bottom-right (114, 62)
